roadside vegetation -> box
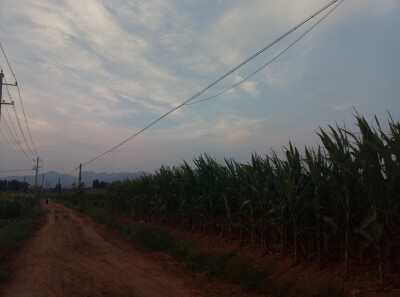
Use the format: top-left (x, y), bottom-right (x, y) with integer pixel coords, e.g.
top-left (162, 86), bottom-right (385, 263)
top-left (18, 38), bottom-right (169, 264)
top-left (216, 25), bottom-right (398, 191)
top-left (0, 192), bottom-right (43, 282)
top-left (104, 114), bottom-right (399, 286)
top-left (55, 193), bottom-right (343, 297)
top-left (55, 113), bottom-right (399, 295)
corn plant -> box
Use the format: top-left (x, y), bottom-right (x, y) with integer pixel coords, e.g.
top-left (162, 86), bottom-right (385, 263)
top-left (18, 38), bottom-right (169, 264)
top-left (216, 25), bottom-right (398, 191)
top-left (105, 113), bottom-right (399, 283)
top-left (272, 143), bottom-right (310, 264)
top-left (305, 146), bottom-right (337, 266)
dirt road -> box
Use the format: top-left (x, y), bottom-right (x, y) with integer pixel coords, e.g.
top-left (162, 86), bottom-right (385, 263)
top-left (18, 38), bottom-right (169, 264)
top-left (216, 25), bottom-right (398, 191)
top-left (1, 202), bottom-right (255, 297)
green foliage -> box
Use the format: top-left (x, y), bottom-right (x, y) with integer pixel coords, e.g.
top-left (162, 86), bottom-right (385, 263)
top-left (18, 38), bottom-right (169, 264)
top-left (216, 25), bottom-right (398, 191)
top-left (0, 200), bottom-right (22, 219)
top-left (0, 264), bottom-right (9, 283)
top-left (131, 225), bottom-right (175, 252)
top-left (54, 192), bottom-right (77, 209)
top-left (0, 193), bottom-right (38, 219)
top-left (0, 194), bottom-right (42, 250)
top-left (85, 207), bottom-right (108, 225)
top-left (55, 192), bottom-right (107, 210)
top-left (0, 214), bottom-right (38, 249)
top-left (83, 205), bottom-right (275, 294)
top-left (294, 284), bottom-right (345, 297)
top-left (105, 113), bottom-right (399, 284)
top-left (0, 193), bottom-right (43, 282)
top-left (83, 205), bottom-right (343, 296)
top-left (72, 182), bottom-right (86, 212)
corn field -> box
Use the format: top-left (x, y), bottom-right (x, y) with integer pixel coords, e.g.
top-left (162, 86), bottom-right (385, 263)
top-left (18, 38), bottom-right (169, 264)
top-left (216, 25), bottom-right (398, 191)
top-left (106, 114), bottom-right (399, 283)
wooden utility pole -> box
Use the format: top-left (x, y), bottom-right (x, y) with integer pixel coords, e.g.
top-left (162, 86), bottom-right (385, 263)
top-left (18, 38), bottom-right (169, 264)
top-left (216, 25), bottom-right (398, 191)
top-left (78, 163), bottom-right (82, 186)
top-left (0, 69), bottom-right (15, 123)
top-left (34, 157), bottom-right (39, 188)
top-left (77, 163), bottom-right (84, 211)
top-left (0, 70), bottom-right (2, 120)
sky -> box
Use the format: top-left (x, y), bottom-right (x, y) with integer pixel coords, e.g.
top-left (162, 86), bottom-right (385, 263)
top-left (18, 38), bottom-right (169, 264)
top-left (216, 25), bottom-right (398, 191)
top-left (0, 0), bottom-right (399, 178)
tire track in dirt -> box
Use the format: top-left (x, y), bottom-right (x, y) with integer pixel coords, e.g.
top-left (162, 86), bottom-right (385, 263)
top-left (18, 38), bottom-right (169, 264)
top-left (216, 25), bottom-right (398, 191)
top-left (1, 201), bottom-right (257, 297)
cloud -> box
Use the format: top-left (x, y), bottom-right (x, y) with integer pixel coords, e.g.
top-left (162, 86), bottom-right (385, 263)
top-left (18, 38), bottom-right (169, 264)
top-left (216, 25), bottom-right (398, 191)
top-left (331, 103), bottom-right (354, 111)
top-left (1, 0), bottom-right (399, 174)
top-left (234, 75), bottom-right (260, 96)
top-left (155, 113), bottom-right (265, 146)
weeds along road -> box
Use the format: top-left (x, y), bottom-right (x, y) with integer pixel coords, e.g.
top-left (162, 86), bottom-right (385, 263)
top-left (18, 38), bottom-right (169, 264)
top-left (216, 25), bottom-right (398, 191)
top-left (1, 201), bottom-right (255, 297)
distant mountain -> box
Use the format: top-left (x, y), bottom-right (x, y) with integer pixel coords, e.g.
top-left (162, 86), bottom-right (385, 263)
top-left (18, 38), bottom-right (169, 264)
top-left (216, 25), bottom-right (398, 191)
top-left (0, 171), bottom-right (149, 188)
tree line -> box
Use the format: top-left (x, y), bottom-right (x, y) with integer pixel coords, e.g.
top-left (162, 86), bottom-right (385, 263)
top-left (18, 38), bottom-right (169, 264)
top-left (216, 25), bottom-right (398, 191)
top-left (0, 180), bottom-right (30, 192)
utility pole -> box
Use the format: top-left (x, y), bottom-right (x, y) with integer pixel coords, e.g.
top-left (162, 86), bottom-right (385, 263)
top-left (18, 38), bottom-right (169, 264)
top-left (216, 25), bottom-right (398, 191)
top-left (77, 163), bottom-right (83, 211)
top-left (41, 171), bottom-right (44, 198)
top-left (0, 69), bottom-right (15, 124)
top-left (32, 157), bottom-right (43, 191)
top-left (78, 163), bottom-right (82, 186)
top-left (34, 157), bottom-right (39, 188)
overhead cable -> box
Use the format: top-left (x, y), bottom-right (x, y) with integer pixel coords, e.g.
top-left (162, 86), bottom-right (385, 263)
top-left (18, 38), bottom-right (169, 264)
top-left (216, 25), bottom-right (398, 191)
top-left (187, 0), bottom-right (344, 106)
top-left (11, 104), bottom-right (37, 158)
top-left (0, 115), bottom-right (31, 160)
top-left (0, 42), bottom-right (39, 157)
top-left (78, 0), bottom-right (339, 169)
top-left (0, 168), bottom-right (33, 173)
top-left (4, 101), bottom-right (22, 146)
top-left (15, 86), bottom-right (38, 157)
top-left (3, 76), bottom-right (37, 158)
top-left (0, 125), bottom-right (32, 167)
top-left (0, 43), bottom-right (16, 78)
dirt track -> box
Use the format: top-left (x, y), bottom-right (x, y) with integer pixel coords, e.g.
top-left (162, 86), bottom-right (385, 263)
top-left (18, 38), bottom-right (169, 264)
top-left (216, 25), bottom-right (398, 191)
top-left (1, 202), bottom-right (254, 297)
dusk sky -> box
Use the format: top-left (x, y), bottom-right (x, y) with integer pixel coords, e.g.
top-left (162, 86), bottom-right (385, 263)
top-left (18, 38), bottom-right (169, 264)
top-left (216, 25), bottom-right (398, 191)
top-left (1, 0), bottom-right (399, 178)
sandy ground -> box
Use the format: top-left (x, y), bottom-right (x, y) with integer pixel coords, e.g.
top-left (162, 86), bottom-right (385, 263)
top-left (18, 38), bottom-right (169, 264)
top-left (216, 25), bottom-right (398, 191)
top-left (1, 202), bottom-right (260, 297)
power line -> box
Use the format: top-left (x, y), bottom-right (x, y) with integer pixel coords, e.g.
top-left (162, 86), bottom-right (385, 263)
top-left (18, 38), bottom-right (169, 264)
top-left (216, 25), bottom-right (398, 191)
top-left (1, 71), bottom-right (36, 159)
top-left (1, 115), bottom-right (31, 160)
top-left (66, 167), bottom-right (78, 177)
top-left (187, 0), bottom-right (344, 106)
top-left (0, 124), bottom-right (31, 167)
top-left (0, 63), bottom-right (36, 167)
top-left (0, 43), bottom-right (16, 78)
top-left (0, 42), bottom-right (39, 157)
top-left (79, 0), bottom-right (339, 169)
top-left (11, 104), bottom-right (36, 158)
top-left (3, 75), bottom-right (37, 158)
top-left (0, 168), bottom-right (33, 173)
top-left (15, 85), bottom-right (38, 157)
top-left (0, 126), bottom-right (24, 161)
top-left (4, 103), bottom-right (24, 151)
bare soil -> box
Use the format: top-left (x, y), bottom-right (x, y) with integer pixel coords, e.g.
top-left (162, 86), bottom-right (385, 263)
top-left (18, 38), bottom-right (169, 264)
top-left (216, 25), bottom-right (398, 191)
top-left (0, 202), bottom-right (263, 297)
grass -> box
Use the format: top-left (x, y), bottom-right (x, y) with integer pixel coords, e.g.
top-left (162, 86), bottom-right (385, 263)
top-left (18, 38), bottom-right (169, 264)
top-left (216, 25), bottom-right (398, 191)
top-left (294, 284), bottom-right (345, 297)
top-left (54, 193), bottom-right (345, 296)
top-left (78, 205), bottom-right (275, 293)
top-left (85, 207), bottom-right (109, 225)
top-left (77, 204), bottom-right (344, 297)
top-left (0, 207), bottom-right (43, 250)
top-left (0, 265), bottom-right (9, 283)
top-left (54, 191), bottom-right (107, 211)
top-left (0, 193), bottom-right (43, 282)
